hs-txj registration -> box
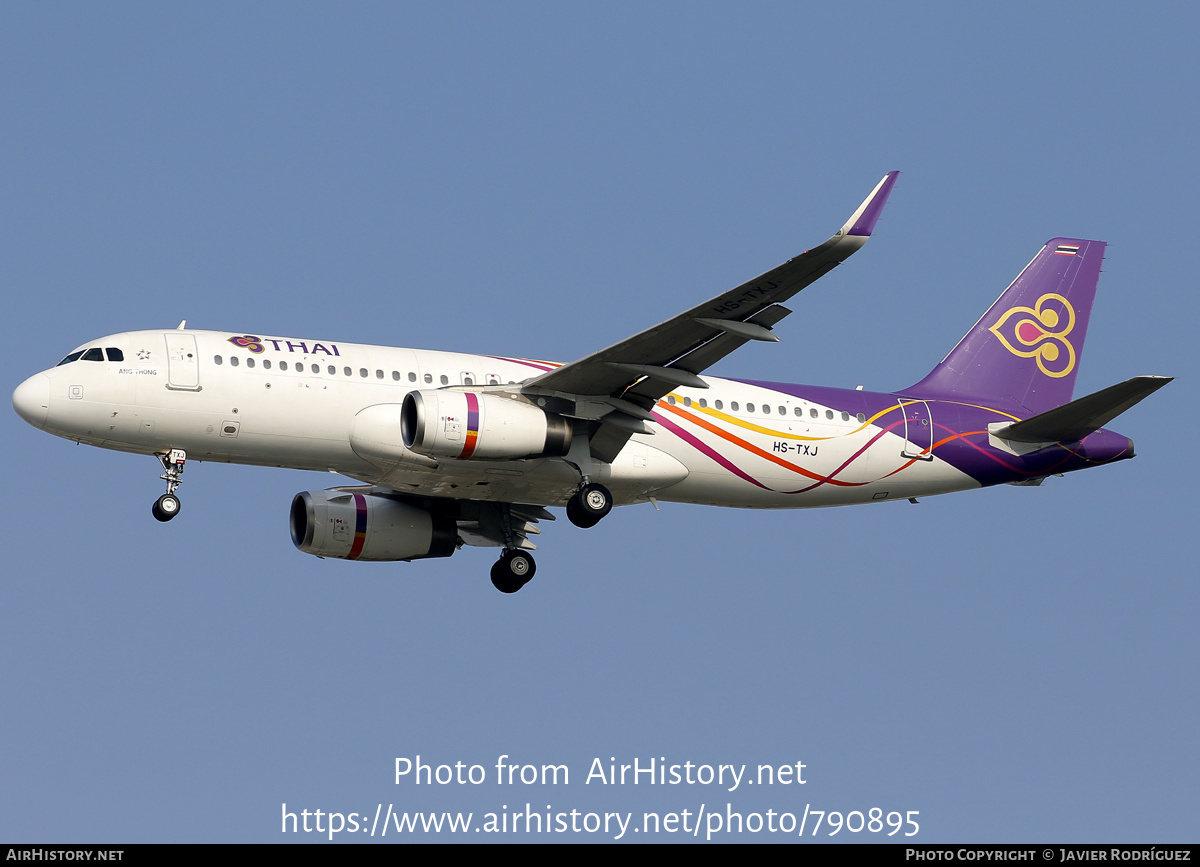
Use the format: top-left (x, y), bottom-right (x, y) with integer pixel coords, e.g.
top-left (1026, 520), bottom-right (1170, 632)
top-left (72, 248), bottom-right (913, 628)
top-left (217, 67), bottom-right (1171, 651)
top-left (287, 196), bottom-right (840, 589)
top-left (13, 172), bottom-right (1170, 592)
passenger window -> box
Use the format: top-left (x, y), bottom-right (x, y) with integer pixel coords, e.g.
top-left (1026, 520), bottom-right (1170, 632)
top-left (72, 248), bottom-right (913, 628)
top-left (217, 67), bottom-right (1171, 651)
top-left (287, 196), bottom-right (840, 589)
top-left (408, 372), bottom-right (417, 382)
top-left (440, 374), bottom-right (448, 385)
top-left (214, 355), bottom-right (223, 365)
top-left (715, 400), bottom-right (723, 410)
top-left (56, 351), bottom-right (85, 366)
top-left (857, 413), bottom-right (866, 423)
top-left (731, 401), bottom-right (739, 412)
top-left (699, 399), bottom-right (707, 408)
top-left (810, 408), bottom-right (818, 418)
top-left (463, 376), bottom-right (474, 386)
top-left (328, 366), bottom-right (336, 375)
top-left (667, 396), bottom-right (677, 405)
top-left (826, 410), bottom-right (834, 419)
top-left (778, 406), bottom-right (786, 415)
top-left (310, 364), bottom-right (318, 374)
top-left (683, 397), bottom-right (691, 407)
top-left (392, 371), bottom-right (400, 381)
top-left (359, 368), bottom-right (368, 378)
top-left (230, 356), bottom-right (239, 367)
top-left (424, 374), bottom-right (432, 384)
top-left (280, 361), bottom-right (288, 371)
top-left (105, 348), bottom-right (124, 362)
top-left (747, 403), bottom-right (755, 413)
top-left (82, 348), bottom-right (104, 362)
top-left (263, 359), bottom-right (272, 370)
top-left (376, 370), bottom-right (384, 379)
top-left (794, 407), bottom-right (802, 417)
top-left (841, 412), bottom-right (850, 422)
top-left (343, 367), bottom-right (351, 376)
top-left (246, 358), bottom-right (255, 368)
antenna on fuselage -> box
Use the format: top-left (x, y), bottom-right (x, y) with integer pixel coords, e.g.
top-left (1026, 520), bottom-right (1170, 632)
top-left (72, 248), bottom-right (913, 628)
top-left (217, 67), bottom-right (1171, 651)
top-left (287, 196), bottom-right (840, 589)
top-left (176, 320), bottom-right (187, 330)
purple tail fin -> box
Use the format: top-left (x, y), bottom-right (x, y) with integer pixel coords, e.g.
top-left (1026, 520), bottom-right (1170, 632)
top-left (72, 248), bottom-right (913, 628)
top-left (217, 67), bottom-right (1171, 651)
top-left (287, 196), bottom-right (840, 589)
top-left (907, 237), bottom-right (1106, 413)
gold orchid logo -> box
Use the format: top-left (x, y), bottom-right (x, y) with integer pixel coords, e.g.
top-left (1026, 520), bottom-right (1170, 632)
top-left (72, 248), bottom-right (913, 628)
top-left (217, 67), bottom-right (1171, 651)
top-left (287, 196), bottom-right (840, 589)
top-left (988, 293), bottom-right (1077, 378)
top-left (227, 335), bottom-right (265, 354)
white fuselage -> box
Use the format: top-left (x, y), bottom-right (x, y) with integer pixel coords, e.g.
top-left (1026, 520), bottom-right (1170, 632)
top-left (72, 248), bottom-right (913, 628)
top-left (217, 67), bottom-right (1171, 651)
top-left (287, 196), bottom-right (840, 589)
top-left (18, 329), bottom-right (979, 510)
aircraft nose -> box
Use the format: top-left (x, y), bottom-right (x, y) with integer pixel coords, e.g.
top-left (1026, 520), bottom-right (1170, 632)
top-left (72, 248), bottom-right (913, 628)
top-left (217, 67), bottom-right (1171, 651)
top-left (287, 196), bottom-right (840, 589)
top-left (13, 373), bottom-right (50, 428)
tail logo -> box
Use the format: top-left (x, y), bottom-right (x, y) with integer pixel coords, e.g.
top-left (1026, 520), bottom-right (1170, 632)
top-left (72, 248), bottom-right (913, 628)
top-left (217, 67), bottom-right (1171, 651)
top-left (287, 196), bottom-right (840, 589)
top-left (988, 293), bottom-right (1077, 378)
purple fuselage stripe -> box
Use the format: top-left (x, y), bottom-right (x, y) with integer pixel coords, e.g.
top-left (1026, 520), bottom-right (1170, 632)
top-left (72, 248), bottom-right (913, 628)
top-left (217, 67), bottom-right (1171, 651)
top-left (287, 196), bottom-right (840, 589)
top-left (694, 378), bottom-right (1133, 488)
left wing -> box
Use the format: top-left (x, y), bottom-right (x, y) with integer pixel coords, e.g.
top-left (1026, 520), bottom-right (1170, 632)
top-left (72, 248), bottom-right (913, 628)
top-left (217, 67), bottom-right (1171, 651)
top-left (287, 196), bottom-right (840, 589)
top-left (519, 171), bottom-right (900, 462)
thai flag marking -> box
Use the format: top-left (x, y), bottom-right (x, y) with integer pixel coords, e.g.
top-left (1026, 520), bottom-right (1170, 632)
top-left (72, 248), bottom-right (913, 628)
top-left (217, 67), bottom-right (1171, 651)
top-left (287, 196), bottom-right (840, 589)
top-left (1054, 244), bottom-right (1080, 256)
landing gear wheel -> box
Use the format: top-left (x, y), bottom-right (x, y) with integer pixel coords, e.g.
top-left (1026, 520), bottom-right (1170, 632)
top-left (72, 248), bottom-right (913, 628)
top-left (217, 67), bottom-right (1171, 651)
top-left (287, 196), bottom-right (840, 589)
top-left (567, 482), bottom-right (612, 529)
top-left (490, 549), bottom-right (536, 594)
top-left (152, 493), bottom-right (181, 522)
top-left (154, 450), bottom-right (186, 523)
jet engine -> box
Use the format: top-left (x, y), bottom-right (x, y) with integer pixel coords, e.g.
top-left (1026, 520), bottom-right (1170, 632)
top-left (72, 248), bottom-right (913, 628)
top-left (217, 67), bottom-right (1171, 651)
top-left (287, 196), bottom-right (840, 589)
top-left (401, 390), bottom-right (571, 460)
top-left (290, 490), bottom-right (457, 561)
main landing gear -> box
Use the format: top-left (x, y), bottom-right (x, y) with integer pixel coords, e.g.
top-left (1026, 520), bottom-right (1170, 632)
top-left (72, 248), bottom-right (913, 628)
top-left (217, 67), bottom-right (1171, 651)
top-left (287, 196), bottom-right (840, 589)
top-left (491, 548), bottom-right (536, 594)
top-left (490, 481), bottom-right (612, 593)
top-left (566, 481), bottom-right (612, 529)
top-left (489, 501), bottom-right (538, 593)
top-left (152, 449), bottom-right (186, 522)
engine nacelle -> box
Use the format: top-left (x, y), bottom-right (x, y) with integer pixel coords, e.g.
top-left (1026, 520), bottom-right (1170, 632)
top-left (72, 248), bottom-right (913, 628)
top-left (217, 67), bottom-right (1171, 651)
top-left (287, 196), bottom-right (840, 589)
top-left (401, 390), bottom-right (572, 460)
top-left (290, 490), bottom-right (456, 561)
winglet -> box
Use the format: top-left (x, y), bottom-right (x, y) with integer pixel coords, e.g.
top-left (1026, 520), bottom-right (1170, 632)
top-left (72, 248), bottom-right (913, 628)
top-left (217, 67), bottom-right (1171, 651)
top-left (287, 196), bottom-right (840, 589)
top-left (842, 170), bottom-right (900, 237)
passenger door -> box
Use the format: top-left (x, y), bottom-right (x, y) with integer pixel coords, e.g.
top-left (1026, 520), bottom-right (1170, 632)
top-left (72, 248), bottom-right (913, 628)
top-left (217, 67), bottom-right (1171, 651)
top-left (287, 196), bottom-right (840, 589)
top-left (164, 334), bottom-right (201, 391)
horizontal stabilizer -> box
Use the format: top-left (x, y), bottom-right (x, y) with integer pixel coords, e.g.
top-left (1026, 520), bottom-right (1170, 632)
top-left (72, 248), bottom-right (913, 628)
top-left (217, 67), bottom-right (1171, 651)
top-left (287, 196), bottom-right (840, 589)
top-left (993, 376), bottom-right (1172, 444)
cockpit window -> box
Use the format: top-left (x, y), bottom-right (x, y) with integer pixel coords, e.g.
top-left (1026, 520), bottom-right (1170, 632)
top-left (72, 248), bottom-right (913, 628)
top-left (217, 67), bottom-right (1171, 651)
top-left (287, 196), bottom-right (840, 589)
top-left (57, 346), bottom-right (126, 365)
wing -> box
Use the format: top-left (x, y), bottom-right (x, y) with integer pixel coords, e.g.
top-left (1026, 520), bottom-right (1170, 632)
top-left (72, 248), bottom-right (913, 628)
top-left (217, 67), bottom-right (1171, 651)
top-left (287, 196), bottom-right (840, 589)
top-left (520, 171), bottom-right (900, 462)
top-left (333, 486), bottom-right (555, 551)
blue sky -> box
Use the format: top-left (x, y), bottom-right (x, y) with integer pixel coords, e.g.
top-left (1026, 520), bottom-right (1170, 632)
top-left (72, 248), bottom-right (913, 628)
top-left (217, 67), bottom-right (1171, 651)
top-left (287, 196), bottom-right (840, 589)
top-left (2, 2), bottom-right (1196, 842)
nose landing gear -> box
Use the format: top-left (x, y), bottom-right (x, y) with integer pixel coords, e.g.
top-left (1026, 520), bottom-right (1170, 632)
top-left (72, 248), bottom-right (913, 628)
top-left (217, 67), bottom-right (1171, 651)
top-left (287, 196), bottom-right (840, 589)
top-left (152, 449), bottom-right (187, 522)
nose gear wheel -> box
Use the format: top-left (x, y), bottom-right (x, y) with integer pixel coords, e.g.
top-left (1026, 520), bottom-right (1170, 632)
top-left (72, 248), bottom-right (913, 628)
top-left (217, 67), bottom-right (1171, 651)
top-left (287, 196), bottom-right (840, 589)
top-left (152, 493), bottom-right (181, 522)
top-left (152, 449), bottom-right (187, 522)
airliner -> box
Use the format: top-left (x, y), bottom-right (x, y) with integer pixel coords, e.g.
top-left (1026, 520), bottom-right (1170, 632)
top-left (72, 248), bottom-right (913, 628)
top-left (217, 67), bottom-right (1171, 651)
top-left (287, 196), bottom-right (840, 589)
top-left (12, 172), bottom-right (1171, 592)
